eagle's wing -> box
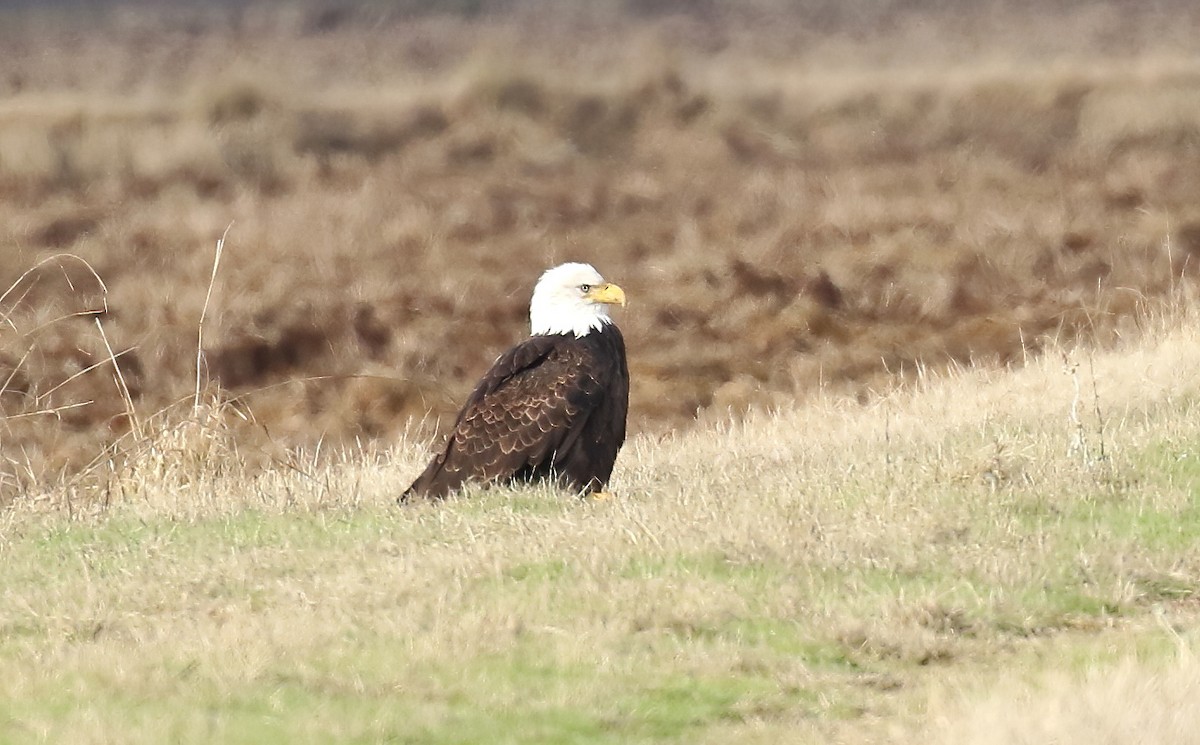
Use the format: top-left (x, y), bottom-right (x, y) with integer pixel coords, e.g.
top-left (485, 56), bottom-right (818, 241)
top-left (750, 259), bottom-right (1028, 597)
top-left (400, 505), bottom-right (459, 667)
top-left (401, 335), bottom-right (604, 501)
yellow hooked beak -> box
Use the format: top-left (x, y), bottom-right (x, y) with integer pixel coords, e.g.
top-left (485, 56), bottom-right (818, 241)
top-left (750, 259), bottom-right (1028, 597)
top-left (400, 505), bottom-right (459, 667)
top-left (586, 283), bottom-right (627, 308)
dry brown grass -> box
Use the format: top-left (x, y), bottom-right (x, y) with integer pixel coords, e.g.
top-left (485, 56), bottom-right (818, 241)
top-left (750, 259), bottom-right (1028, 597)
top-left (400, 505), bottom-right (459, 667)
top-left (5, 1), bottom-right (1200, 498)
top-left (927, 652), bottom-right (1200, 745)
top-left (5, 281), bottom-right (1200, 741)
top-left (6, 6), bottom-right (1200, 739)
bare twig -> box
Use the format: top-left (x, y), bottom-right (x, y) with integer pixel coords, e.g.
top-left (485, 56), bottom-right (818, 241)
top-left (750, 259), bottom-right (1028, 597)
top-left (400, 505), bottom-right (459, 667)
top-left (21, 307), bottom-right (111, 337)
top-left (0, 347), bottom-right (32, 402)
top-left (35, 346), bottom-right (138, 403)
top-left (195, 223), bottom-right (231, 413)
top-left (0, 253), bottom-right (108, 318)
top-left (1065, 353), bottom-right (1086, 463)
top-left (3, 400), bottom-right (95, 422)
top-left (94, 318), bottom-right (141, 439)
top-left (1088, 353), bottom-right (1108, 466)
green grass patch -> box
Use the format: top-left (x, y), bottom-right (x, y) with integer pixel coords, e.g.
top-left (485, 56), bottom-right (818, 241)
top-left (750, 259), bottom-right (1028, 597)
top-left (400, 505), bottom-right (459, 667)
top-left (503, 558), bottom-right (572, 582)
top-left (7, 397), bottom-right (1200, 742)
top-left (620, 551), bottom-right (784, 583)
top-left (0, 634), bottom-right (809, 745)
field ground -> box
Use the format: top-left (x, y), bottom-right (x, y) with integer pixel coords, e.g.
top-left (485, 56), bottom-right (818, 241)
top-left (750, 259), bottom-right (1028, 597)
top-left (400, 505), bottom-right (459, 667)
top-left (4, 3), bottom-right (1200, 740)
top-left (6, 1), bottom-right (1200, 495)
top-left (4, 305), bottom-right (1200, 743)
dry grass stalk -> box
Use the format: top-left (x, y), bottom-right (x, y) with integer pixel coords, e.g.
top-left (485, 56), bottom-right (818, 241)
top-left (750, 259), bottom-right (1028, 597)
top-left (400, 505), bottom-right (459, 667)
top-left (194, 223), bottom-right (230, 414)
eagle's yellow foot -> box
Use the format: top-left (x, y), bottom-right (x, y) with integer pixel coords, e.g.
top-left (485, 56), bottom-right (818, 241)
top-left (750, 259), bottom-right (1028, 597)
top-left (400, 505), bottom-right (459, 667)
top-left (587, 490), bottom-right (615, 502)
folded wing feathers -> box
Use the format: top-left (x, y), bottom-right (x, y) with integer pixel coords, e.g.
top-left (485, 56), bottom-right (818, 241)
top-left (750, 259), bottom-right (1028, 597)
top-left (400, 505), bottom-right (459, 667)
top-left (402, 331), bottom-right (621, 501)
top-left (440, 344), bottom-right (585, 482)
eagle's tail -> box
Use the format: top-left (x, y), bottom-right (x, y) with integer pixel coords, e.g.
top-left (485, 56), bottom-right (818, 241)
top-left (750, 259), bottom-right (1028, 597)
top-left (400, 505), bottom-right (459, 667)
top-left (397, 459), bottom-right (454, 505)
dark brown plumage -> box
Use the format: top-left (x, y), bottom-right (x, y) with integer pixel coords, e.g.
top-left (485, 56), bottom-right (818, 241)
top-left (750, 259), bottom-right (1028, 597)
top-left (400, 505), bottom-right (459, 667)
top-left (401, 325), bottom-right (628, 501)
top-left (400, 262), bottom-right (629, 502)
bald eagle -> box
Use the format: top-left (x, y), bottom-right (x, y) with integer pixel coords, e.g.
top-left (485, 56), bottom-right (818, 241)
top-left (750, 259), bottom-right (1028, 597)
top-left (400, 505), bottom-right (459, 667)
top-left (400, 263), bottom-right (629, 502)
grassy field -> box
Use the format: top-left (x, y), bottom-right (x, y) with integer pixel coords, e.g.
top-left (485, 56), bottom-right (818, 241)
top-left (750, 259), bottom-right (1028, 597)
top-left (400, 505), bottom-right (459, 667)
top-left (4, 305), bottom-right (1200, 742)
top-left (4, 2), bottom-right (1200, 740)
top-left (6, 0), bottom-right (1200, 494)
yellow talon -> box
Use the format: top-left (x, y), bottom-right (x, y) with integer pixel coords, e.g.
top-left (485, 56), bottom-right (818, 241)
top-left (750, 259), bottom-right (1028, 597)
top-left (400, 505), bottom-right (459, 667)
top-left (588, 491), bottom-right (615, 502)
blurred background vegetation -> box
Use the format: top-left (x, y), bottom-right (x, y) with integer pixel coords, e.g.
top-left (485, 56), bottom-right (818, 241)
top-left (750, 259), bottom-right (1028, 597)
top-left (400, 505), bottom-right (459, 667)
top-left (3, 0), bottom-right (1200, 498)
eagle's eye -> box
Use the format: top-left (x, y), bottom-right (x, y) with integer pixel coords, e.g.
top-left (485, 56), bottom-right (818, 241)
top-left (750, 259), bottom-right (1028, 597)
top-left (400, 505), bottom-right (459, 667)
top-left (579, 284), bottom-right (592, 293)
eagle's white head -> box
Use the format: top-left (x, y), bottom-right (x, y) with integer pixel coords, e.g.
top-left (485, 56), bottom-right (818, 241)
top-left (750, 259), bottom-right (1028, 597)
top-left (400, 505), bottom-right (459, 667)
top-left (529, 262), bottom-right (627, 338)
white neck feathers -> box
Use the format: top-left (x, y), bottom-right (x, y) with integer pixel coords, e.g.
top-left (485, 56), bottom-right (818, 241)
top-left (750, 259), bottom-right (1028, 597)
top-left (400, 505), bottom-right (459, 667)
top-left (531, 305), bottom-right (612, 338)
top-left (528, 262), bottom-right (614, 339)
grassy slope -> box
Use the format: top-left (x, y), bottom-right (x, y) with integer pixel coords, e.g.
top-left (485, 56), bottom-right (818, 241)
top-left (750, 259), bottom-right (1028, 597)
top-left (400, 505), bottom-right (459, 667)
top-left (4, 311), bottom-right (1200, 743)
